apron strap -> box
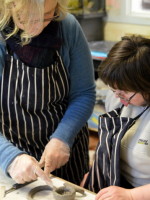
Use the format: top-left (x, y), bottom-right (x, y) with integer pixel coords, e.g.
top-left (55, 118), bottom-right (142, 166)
top-left (134, 106), bottom-right (149, 120)
top-left (120, 105), bottom-right (149, 120)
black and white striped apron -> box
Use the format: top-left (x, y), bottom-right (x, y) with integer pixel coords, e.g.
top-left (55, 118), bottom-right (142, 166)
top-left (84, 106), bottom-right (149, 192)
top-left (0, 51), bottom-right (89, 185)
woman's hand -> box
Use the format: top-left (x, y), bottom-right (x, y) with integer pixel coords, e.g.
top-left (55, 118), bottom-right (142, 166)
top-left (95, 186), bottom-right (133, 200)
top-left (39, 138), bottom-right (70, 176)
top-left (8, 154), bottom-right (50, 184)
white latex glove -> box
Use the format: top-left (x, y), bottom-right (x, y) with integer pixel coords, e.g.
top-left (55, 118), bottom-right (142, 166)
top-left (8, 154), bottom-right (51, 184)
top-left (39, 138), bottom-right (70, 176)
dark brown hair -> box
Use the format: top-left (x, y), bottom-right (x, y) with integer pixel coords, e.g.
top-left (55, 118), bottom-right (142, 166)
top-left (99, 35), bottom-right (150, 105)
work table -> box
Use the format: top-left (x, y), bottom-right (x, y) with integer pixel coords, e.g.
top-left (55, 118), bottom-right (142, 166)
top-left (0, 169), bottom-right (96, 200)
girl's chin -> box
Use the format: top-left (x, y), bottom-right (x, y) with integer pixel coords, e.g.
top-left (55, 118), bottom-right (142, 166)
top-left (120, 99), bottom-right (129, 107)
top-left (120, 99), bottom-right (148, 107)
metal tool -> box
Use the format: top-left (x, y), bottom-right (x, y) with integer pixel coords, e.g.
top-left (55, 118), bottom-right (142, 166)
top-left (4, 181), bottom-right (35, 197)
top-left (4, 175), bottom-right (54, 197)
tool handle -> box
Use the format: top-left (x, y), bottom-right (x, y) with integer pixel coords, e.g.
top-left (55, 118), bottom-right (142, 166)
top-left (12, 181), bottom-right (34, 189)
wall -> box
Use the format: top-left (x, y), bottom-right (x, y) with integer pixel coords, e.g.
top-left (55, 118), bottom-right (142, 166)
top-left (104, 22), bottom-right (150, 41)
top-left (104, 0), bottom-right (150, 41)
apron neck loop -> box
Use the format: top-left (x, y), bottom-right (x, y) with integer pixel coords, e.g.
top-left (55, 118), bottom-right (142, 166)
top-left (120, 105), bottom-right (149, 120)
top-left (134, 106), bottom-right (149, 120)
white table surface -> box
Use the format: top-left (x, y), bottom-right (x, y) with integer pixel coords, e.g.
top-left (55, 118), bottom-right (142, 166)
top-left (0, 169), bottom-right (96, 200)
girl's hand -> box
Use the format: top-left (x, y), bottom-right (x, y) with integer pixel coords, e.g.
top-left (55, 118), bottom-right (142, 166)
top-left (95, 186), bottom-right (133, 200)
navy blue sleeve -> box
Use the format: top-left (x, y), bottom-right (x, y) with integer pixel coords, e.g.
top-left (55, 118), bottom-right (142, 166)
top-left (0, 37), bottom-right (26, 175)
top-left (51, 14), bottom-right (96, 147)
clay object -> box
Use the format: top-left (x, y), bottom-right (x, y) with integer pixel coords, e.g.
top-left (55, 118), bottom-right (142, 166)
top-left (53, 185), bottom-right (75, 200)
top-left (27, 183), bottom-right (85, 200)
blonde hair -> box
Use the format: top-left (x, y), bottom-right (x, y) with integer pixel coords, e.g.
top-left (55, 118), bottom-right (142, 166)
top-left (0, 0), bottom-right (68, 45)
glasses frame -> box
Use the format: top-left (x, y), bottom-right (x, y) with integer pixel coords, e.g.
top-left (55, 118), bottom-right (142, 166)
top-left (44, 14), bottom-right (59, 22)
top-left (120, 92), bottom-right (136, 103)
top-left (109, 87), bottom-right (137, 103)
top-left (17, 13), bottom-right (59, 25)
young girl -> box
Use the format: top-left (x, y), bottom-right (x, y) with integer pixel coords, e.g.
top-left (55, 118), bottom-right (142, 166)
top-left (84, 35), bottom-right (150, 200)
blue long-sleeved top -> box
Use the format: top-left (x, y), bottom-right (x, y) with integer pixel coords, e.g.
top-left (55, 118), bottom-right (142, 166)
top-left (0, 13), bottom-right (96, 174)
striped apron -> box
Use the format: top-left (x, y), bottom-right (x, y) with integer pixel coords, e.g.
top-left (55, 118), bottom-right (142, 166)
top-left (0, 51), bottom-right (89, 185)
top-left (84, 106), bottom-right (149, 192)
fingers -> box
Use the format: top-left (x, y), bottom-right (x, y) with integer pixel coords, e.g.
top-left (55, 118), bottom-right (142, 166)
top-left (13, 164), bottom-right (50, 184)
top-left (42, 154), bottom-right (69, 175)
top-left (14, 177), bottom-right (26, 184)
top-left (39, 138), bottom-right (70, 176)
top-left (39, 151), bottom-right (45, 168)
top-left (95, 188), bottom-right (108, 200)
top-left (44, 158), bottom-right (55, 176)
top-left (8, 154), bottom-right (54, 185)
top-left (96, 193), bottom-right (111, 200)
top-left (34, 165), bottom-right (53, 186)
top-left (8, 155), bottom-right (40, 184)
top-left (12, 173), bottom-right (37, 184)
top-left (11, 165), bottom-right (38, 184)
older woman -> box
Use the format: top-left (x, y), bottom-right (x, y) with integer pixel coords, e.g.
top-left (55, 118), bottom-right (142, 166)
top-left (0, 0), bottom-right (95, 185)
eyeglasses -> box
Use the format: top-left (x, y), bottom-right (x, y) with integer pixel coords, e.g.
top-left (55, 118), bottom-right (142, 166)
top-left (44, 13), bottom-right (59, 22)
top-left (110, 88), bottom-right (136, 103)
top-left (118, 92), bottom-right (136, 103)
top-left (17, 13), bottom-right (59, 25)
